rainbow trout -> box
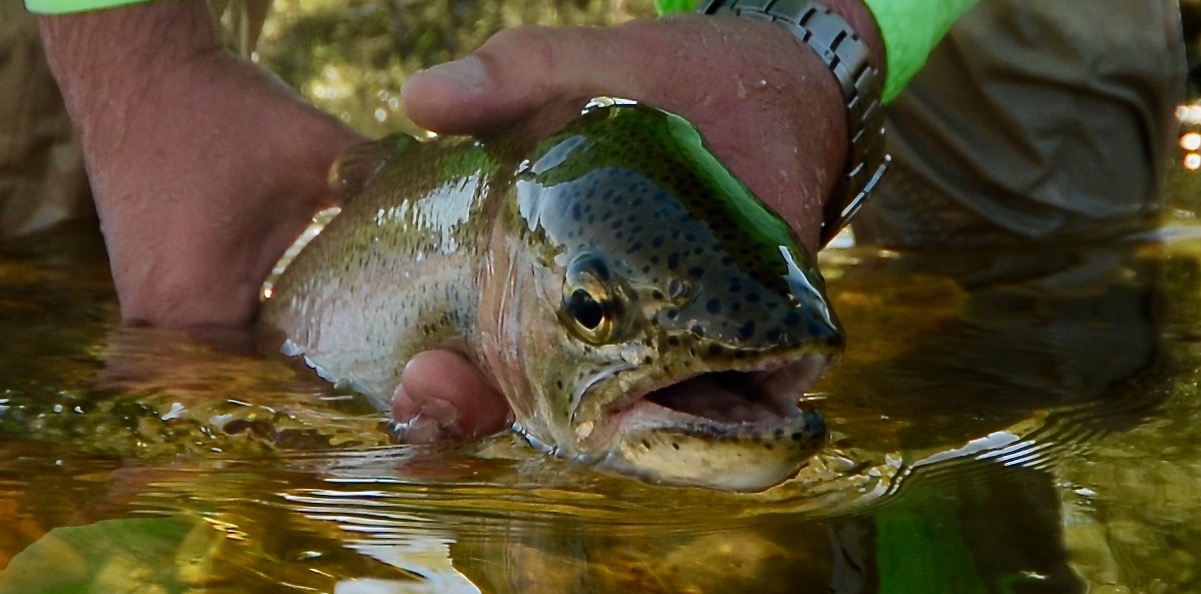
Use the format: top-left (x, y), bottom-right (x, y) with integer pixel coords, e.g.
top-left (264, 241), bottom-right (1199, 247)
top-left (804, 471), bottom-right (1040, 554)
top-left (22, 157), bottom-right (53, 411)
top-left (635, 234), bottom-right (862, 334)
top-left (262, 101), bottom-right (844, 491)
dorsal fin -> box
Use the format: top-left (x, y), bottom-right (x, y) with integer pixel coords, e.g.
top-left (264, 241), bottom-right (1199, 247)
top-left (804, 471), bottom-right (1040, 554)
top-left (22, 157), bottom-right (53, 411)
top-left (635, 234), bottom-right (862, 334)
top-left (328, 134), bottom-right (422, 199)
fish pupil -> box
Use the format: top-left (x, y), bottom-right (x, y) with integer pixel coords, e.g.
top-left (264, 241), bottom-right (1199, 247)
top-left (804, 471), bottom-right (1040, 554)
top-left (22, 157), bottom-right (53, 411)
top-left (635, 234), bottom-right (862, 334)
top-left (569, 289), bottom-right (604, 330)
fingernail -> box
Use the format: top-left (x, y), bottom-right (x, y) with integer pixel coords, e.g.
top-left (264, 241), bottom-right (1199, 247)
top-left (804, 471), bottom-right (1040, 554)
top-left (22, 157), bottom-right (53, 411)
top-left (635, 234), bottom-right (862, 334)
top-left (420, 56), bottom-right (488, 94)
top-left (392, 413), bottom-right (446, 444)
top-left (390, 390), bottom-right (462, 445)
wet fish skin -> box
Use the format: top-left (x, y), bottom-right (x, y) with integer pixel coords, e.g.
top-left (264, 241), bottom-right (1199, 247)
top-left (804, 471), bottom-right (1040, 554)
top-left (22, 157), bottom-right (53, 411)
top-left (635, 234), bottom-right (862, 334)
top-left (262, 102), bottom-right (844, 491)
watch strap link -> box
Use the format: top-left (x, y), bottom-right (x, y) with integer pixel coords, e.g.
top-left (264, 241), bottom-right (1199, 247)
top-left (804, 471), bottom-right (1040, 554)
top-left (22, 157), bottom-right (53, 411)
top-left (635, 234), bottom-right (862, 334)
top-left (699, 0), bottom-right (891, 246)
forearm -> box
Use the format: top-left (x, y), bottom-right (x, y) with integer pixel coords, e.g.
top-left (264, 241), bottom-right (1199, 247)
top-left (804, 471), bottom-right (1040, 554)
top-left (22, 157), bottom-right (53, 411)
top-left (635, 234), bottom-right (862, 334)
top-left (32, 0), bottom-right (358, 327)
top-left (37, 1), bottom-right (220, 156)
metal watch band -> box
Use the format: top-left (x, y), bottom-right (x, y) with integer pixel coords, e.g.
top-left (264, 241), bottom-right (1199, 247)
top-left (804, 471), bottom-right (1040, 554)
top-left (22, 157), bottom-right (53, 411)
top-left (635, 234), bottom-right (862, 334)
top-left (698, 0), bottom-right (890, 246)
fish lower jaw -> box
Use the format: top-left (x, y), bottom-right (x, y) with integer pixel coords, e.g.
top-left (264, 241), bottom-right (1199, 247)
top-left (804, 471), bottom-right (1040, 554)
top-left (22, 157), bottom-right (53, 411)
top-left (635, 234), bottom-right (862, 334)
top-left (600, 401), bottom-right (826, 491)
top-left (589, 353), bottom-right (833, 491)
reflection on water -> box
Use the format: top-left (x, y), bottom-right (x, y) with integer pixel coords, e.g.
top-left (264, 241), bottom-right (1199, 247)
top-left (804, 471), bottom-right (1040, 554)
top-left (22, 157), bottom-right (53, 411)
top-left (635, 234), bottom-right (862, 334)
top-left (1, 215), bottom-right (1198, 591)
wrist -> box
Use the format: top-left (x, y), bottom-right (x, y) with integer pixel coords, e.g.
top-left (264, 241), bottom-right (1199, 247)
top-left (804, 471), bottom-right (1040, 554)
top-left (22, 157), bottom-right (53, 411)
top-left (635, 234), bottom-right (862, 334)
top-left (699, 0), bottom-right (888, 246)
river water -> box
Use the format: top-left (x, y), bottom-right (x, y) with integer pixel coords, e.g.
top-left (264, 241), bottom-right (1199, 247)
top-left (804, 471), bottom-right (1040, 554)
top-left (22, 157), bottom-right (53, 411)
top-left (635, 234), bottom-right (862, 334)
top-left (2, 214), bottom-right (1199, 592)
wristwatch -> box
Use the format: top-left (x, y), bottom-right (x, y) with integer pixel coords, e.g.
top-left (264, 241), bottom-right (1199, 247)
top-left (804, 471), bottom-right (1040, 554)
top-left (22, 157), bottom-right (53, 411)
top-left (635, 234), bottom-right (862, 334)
top-left (698, 0), bottom-right (890, 246)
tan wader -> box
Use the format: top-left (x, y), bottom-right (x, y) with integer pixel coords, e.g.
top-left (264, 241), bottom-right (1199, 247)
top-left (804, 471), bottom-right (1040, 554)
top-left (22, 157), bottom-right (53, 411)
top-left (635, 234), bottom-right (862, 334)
top-left (854, 0), bottom-right (1187, 247)
top-left (0, 4), bottom-right (92, 239)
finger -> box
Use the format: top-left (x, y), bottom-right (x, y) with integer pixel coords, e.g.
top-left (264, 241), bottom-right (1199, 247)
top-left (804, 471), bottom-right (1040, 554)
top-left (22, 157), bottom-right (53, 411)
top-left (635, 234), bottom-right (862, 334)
top-left (400, 16), bottom-right (754, 135)
top-left (391, 350), bottom-right (511, 443)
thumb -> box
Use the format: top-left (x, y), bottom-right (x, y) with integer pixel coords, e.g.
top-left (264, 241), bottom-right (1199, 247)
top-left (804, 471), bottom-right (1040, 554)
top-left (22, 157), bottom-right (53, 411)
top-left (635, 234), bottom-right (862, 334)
top-left (399, 17), bottom-right (744, 135)
top-left (391, 350), bottom-right (511, 443)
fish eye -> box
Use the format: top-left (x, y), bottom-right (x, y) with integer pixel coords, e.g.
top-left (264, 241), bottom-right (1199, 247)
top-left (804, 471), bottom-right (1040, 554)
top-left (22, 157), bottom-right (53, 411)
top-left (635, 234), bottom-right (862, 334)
top-left (567, 289), bottom-right (604, 330)
top-left (562, 255), bottom-right (621, 344)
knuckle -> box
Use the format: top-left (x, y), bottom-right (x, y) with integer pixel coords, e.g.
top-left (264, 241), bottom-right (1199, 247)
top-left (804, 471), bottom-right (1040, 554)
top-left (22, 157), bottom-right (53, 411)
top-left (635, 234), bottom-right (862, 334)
top-left (481, 25), bottom-right (559, 74)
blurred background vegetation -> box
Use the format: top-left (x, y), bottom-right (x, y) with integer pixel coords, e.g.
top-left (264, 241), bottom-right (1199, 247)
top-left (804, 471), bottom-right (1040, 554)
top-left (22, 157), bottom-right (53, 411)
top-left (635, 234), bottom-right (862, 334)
top-left (213, 0), bottom-right (655, 136)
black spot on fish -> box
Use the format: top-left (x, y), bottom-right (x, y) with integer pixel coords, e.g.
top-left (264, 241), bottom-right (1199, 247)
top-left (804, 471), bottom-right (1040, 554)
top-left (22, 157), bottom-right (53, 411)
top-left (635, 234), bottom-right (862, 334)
top-left (667, 335), bottom-right (681, 347)
top-left (706, 299), bottom-right (722, 314)
top-left (784, 311), bottom-right (802, 326)
top-left (746, 292), bottom-right (761, 303)
top-left (738, 321), bottom-right (755, 340)
top-left (665, 308), bottom-right (679, 320)
top-left (672, 442), bottom-right (680, 450)
top-left (707, 344), bottom-right (723, 356)
top-left (688, 266), bottom-right (704, 279)
top-left (652, 236), bottom-right (664, 248)
top-left (667, 253), bottom-right (680, 270)
top-left (765, 328), bottom-right (782, 342)
top-left (690, 325), bottom-right (705, 338)
top-left (791, 432), bottom-right (804, 441)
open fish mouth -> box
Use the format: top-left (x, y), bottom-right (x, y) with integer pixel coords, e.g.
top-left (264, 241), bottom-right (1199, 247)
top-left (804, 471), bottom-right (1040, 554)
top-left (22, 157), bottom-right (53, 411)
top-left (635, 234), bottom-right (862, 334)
top-left (592, 354), bottom-right (833, 491)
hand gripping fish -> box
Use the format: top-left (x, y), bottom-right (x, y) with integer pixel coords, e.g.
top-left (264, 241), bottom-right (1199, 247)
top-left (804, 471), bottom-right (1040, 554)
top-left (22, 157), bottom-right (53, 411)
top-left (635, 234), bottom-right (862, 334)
top-left (262, 100), bottom-right (844, 491)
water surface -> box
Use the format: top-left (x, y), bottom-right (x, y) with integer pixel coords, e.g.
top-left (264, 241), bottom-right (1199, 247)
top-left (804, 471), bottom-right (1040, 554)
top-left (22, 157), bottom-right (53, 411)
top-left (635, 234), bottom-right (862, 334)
top-left (1, 215), bottom-right (1198, 592)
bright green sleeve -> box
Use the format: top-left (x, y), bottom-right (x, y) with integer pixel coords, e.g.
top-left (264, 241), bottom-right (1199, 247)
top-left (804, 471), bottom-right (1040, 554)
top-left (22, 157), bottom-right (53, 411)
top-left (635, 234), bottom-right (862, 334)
top-left (657, 0), bottom-right (983, 103)
top-left (861, 0), bottom-right (980, 102)
top-left (25, 0), bottom-right (154, 14)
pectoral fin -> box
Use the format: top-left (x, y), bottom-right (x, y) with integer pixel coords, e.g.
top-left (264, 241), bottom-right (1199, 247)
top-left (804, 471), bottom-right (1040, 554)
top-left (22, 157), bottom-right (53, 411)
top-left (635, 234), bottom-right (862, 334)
top-left (329, 134), bottom-right (422, 199)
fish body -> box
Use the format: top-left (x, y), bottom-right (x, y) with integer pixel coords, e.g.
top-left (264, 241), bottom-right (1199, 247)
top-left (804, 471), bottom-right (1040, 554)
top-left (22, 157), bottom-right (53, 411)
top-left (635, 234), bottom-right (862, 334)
top-left (262, 101), bottom-right (844, 491)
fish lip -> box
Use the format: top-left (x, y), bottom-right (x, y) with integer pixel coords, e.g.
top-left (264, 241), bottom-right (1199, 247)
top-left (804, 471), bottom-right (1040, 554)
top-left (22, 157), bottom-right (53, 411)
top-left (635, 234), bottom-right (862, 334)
top-left (579, 351), bottom-right (836, 452)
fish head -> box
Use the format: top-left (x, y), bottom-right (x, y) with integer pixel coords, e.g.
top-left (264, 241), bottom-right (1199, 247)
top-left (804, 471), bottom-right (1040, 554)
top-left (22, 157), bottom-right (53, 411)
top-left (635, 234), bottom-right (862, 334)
top-left (490, 101), bottom-right (844, 491)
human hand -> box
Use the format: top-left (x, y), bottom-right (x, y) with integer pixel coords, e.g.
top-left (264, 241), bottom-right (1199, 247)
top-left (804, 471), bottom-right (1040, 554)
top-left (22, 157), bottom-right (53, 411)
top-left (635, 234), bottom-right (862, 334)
top-left (390, 7), bottom-right (884, 443)
top-left (38, 1), bottom-right (363, 328)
